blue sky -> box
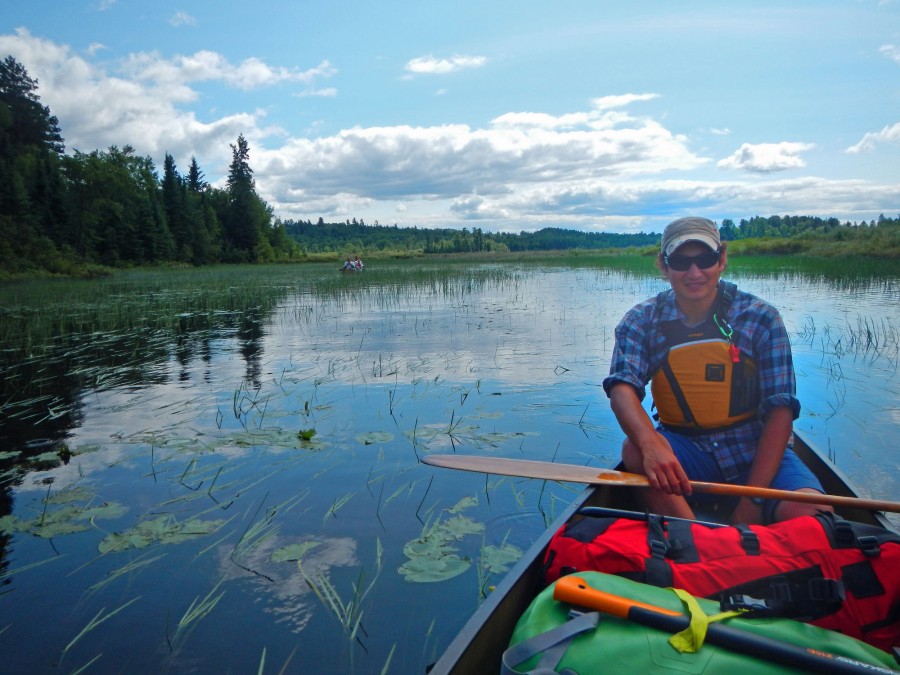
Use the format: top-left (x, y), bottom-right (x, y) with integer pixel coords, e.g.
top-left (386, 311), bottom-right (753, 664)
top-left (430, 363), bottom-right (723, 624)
top-left (2, 1), bottom-right (899, 233)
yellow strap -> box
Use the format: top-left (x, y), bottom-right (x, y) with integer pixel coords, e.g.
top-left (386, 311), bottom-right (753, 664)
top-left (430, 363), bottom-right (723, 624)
top-left (667, 588), bottom-right (745, 653)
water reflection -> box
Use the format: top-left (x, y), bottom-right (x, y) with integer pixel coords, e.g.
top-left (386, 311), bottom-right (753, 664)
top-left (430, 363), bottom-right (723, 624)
top-left (0, 260), bottom-right (897, 673)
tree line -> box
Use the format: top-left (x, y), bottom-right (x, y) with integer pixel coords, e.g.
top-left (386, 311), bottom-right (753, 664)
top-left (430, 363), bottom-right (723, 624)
top-left (285, 216), bottom-right (899, 256)
top-left (2, 54), bottom-right (898, 277)
top-left (0, 56), bottom-right (298, 275)
top-left (285, 220), bottom-right (662, 254)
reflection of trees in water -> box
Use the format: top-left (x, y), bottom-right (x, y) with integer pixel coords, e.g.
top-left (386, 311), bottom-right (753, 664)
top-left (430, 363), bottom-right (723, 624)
top-left (0, 288), bottom-right (289, 458)
top-left (237, 308), bottom-right (266, 388)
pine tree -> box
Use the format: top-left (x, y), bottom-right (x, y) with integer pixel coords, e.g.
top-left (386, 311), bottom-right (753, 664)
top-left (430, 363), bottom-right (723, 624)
top-left (224, 134), bottom-right (268, 260)
top-left (0, 55), bottom-right (67, 271)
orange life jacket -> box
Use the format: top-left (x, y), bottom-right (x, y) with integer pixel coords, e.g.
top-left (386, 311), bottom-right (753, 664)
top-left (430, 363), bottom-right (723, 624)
top-left (650, 282), bottom-right (760, 433)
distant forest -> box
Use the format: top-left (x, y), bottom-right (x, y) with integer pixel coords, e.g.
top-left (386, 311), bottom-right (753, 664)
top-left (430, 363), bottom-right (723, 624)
top-left (283, 214), bottom-right (900, 256)
top-left (2, 55), bottom-right (898, 277)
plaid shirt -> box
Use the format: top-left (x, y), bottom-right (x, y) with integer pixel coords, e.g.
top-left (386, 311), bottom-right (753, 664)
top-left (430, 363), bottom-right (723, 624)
top-left (602, 284), bottom-right (799, 480)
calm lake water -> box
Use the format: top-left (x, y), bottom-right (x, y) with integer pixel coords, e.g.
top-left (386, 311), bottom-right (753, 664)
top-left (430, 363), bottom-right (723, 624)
top-left (0, 258), bottom-right (897, 674)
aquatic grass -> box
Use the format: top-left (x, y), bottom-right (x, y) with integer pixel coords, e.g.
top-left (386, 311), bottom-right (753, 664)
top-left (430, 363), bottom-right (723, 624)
top-left (60, 596), bottom-right (142, 664)
top-left (324, 492), bottom-right (356, 523)
top-left (0, 553), bottom-right (64, 581)
top-left (85, 552), bottom-right (167, 595)
top-left (69, 653), bottom-right (103, 675)
top-left (169, 577), bottom-right (226, 647)
top-left (229, 491), bottom-right (309, 580)
top-left (300, 538), bottom-right (383, 645)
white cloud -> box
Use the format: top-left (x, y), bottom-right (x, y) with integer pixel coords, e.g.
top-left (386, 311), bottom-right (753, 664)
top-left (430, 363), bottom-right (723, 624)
top-left (295, 87), bottom-right (338, 98)
top-left (119, 51), bottom-right (336, 91)
top-left (880, 44), bottom-right (900, 64)
top-left (717, 142), bottom-right (814, 172)
top-left (0, 29), bottom-right (283, 171)
top-left (846, 122), bottom-right (900, 153)
top-left (404, 54), bottom-right (486, 75)
top-left (0, 30), bottom-right (895, 233)
top-left (591, 93), bottom-right (659, 110)
top-left (169, 11), bottom-right (197, 27)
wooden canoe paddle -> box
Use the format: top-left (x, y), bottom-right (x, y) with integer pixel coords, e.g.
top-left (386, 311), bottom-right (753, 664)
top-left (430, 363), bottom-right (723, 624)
top-left (421, 454), bottom-right (900, 513)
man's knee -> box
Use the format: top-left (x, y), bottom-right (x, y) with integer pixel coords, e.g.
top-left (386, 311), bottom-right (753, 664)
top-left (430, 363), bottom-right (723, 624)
top-left (774, 489), bottom-right (834, 522)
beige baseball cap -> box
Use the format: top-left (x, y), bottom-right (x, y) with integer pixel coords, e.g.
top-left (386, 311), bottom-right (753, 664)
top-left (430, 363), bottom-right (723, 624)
top-left (661, 217), bottom-right (721, 256)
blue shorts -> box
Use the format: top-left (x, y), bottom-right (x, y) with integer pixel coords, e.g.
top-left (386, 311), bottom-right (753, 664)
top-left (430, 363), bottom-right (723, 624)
top-left (659, 429), bottom-right (824, 523)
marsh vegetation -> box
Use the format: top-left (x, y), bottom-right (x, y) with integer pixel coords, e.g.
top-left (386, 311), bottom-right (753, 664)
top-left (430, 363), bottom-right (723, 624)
top-left (0, 258), bottom-right (897, 673)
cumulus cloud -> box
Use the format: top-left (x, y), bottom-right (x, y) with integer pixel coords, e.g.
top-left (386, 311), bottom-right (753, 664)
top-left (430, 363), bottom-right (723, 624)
top-left (169, 11), bottom-right (197, 27)
top-left (0, 29), bottom-right (288, 173)
top-left (252, 101), bottom-right (707, 219)
top-left (0, 29), bottom-right (895, 232)
top-left (120, 50), bottom-right (336, 90)
top-left (717, 142), bottom-right (814, 172)
top-left (404, 54), bottom-right (486, 75)
top-left (880, 44), bottom-right (900, 64)
top-left (846, 122), bottom-right (900, 153)
top-left (591, 93), bottom-right (659, 110)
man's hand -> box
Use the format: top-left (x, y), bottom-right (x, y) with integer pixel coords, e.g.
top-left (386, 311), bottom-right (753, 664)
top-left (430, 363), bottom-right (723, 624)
top-left (641, 434), bottom-right (692, 497)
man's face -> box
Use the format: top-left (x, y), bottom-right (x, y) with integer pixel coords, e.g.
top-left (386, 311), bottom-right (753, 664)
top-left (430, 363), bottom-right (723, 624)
top-left (661, 241), bottom-right (726, 307)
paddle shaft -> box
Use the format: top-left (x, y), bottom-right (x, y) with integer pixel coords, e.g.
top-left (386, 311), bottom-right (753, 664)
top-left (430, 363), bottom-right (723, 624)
top-left (686, 479), bottom-right (900, 513)
top-left (554, 576), bottom-right (896, 675)
top-left (421, 454), bottom-right (900, 513)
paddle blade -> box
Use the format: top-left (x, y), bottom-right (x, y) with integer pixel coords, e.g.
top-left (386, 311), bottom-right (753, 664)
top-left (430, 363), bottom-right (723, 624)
top-left (421, 454), bottom-right (650, 486)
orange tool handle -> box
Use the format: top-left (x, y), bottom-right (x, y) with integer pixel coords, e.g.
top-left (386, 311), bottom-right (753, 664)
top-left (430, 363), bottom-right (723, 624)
top-left (553, 575), bottom-right (682, 619)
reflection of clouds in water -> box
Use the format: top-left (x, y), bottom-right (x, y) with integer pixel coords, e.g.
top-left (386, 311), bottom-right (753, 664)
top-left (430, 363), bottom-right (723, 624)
top-left (219, 535), bottom-right (358, 633)
top-left (264, 274), bottom-right (631, 387)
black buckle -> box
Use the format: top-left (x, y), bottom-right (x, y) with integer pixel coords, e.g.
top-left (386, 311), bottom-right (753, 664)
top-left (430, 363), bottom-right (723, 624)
top-left (857, 535), bottom-right (881, 558)
top-left (720, 593), bottom-right (772, 613)
top-left (833, 519), bottom-right (855, 547)
top-left (808, 577), bottom-right (845, 603)
top-left (740, 529), bottom-right (760, 556)
top-left (649, 538), bottom-right (668, 559)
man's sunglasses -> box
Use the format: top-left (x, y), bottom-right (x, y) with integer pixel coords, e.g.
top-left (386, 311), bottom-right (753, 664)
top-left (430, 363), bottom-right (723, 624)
top-left (664, 249), bottom-right (721, 271)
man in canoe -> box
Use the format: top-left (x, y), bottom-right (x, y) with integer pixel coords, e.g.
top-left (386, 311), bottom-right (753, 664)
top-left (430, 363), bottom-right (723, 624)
top-left (603, 217), bottom-right (832, 524)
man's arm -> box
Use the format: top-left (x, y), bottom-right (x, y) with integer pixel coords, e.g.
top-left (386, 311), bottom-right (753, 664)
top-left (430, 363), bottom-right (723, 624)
top-left (609, 382), bottom-right (692, 497)
top-left (729, 405), bottom-right (793, 524)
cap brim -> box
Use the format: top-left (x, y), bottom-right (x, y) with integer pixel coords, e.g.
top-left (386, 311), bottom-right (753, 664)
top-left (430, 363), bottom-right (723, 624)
top-left (664, 235), bottom-right (719, 256)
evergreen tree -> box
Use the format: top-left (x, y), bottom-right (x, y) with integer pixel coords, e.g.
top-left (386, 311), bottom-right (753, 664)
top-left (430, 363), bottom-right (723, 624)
top-left (0, 56), bottom-right (67, 271)
top-left (162, 153), bottom-right (191, 259)
top-left (187, 156), bottom-right (206, 192)
top-left (224, 134), bottom-right (265, 259)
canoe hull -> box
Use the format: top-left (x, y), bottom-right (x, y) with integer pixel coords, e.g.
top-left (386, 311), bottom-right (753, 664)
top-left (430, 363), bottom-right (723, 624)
top-left (426, 431), bottom-right (894, 674)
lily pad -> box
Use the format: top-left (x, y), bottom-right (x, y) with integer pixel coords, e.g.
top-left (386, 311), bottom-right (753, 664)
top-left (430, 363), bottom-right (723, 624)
top-left (45, 486), bottom-right (95, 504)
top-left (481, 543), bottom-right (523, 574)
top-left (399, 511), bottom-right (485, 583)
top-left (0, 501), bottom-right (128, 538)
top-left (355, 431), bottom-right (394, 446)
top-left (447, 496), bottom-right (478, 514)
top-left (99, 515), bottom-right (225, 554)
top-left (271, 541), bottom-right (321, 563)
top-left (398, 553), bottom-right (470, 582)
top-left (440, 515), bottom-right (485, 540)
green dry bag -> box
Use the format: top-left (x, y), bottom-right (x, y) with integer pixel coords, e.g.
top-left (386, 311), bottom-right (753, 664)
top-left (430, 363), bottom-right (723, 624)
top-left (504, 572), bottom-right (897, 674)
